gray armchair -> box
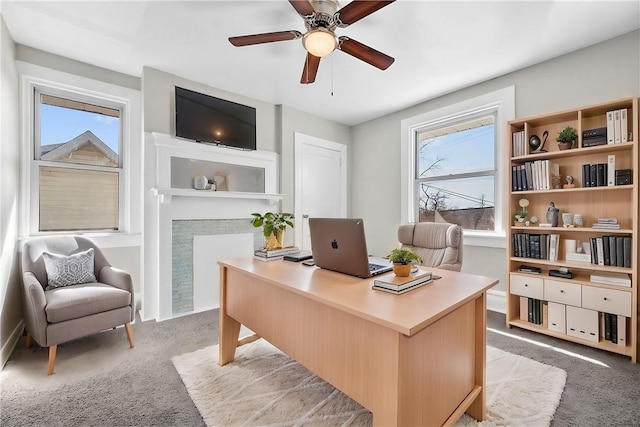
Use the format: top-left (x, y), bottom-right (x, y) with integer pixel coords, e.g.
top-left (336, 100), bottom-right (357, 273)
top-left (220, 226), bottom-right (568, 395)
top-left (22, 236), bottom-right (135, 375)
top-left (397, 222), bottom-right (463, 271)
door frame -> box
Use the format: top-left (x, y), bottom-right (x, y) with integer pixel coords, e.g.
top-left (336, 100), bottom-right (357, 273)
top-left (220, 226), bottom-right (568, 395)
top-left (294, 132), bottom-right (348, 249)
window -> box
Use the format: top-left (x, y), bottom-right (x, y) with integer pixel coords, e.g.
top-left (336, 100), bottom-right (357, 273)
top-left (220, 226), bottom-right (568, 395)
top-left (415, 115), bottom-right (495, 231)
top-left (401, 86), bottom-right (515, 246)
top-left (34, 90), bottom-right (123, 232)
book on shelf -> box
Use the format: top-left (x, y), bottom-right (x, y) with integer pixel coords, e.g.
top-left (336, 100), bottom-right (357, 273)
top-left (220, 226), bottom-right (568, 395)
top-left (607, 155), bottom-right (616, 186)
top-left (597, 218), bottom-right (618, 224)
top-left (518, 265), bottom-right (542, 274)
top-left (373, 270), bottom-right (432, 292)
top-left (606, 110), bottom-right (615, 144)
top-left (254, 246), bottom-right (300, 258)
top-left (565, 252), bottom-right (591, 263)
top-left (591, 223), bottom-right (621, 230)
top-left (620, 108), bottom-right (628, 143)
top-left (618, 315), bottom-right (627, 346)
top-left (589, 271), bottom-right (631, 287)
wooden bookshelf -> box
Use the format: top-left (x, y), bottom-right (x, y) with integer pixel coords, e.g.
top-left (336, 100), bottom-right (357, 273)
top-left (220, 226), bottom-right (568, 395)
top-left (505, 98), bottom-right (639, 362)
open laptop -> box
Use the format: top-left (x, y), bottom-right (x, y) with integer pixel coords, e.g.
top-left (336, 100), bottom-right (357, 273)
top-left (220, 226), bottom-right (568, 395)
top-left (308, 218), bottom-right (392, 278)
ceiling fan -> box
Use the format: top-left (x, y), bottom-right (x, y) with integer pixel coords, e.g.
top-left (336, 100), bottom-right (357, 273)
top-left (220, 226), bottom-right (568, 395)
top-left (228, 0), bottom-right (396, 84)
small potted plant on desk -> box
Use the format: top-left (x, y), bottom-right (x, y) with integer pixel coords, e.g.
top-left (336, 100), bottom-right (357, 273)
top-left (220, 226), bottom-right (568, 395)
top-left (388, 247), bottom-right (422, 277)
top-left (250, 212), bottom-right (294, 250)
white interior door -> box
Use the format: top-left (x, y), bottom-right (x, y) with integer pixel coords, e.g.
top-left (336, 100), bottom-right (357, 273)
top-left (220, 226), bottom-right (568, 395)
top-left (294, 133), bottom-right (347, 250)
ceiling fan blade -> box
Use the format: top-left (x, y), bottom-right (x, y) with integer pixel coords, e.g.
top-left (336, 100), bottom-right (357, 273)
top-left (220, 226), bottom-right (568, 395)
top-left (338, 37), bottom-right (394, 70)
top-left (334, 0), bottom-right (395, 27)
top-left (289, 0), bottom-right (315, 16)
top-left (229, 30), bottom-right (302, 47)
top-left (300, 53), bottom-right (321, 84)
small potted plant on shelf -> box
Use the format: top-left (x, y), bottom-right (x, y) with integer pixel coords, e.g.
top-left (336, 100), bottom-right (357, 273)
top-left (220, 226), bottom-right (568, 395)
top-left (388, 247), bottom-right (422, 277)
top-left (556, 126), bottom-right (577, 150)
top-left (250, 212), bottom-right (294, 250)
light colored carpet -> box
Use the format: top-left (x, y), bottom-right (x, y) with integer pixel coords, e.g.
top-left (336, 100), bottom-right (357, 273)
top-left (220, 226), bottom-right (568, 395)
top-left (172, 339), bottom-right (567, 427)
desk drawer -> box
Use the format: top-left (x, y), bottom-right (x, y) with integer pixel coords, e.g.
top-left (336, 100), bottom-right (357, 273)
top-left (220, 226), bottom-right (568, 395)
top-left (510, 274), bottom-right (544, 299)
top-left (582, 286), bottom-right (631, 317)
top-left (544, 279), bottom-right (581, 306)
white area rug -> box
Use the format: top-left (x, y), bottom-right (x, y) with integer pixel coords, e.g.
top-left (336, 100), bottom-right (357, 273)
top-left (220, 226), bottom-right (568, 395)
top-left (172, 339), bottom-right (566, 427)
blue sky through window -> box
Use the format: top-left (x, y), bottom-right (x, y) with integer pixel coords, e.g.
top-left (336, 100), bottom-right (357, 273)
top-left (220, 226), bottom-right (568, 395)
top-left (40, 104), bottom-right (120, 153)
top-left (419, 124), bottom-right (495, 210)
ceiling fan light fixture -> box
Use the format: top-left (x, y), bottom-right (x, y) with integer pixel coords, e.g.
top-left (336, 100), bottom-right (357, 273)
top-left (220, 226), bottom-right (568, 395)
top-left (302, 28), bottom-right (337, 57)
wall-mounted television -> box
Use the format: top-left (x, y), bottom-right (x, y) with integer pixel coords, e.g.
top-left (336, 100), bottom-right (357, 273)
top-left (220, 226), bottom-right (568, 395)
top-left (175, 86), bottom-right (256, 150)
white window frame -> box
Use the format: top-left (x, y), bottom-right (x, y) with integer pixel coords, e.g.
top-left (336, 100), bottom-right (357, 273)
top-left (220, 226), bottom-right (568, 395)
top-left (400, 86), bottom-right (515, 248)
top-left (18, 62), bottom-right (141, 246)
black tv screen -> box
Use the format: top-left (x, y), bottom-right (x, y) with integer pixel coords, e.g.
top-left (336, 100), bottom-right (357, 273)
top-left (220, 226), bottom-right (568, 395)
top-left (175, 86), bottom-right (256, 150)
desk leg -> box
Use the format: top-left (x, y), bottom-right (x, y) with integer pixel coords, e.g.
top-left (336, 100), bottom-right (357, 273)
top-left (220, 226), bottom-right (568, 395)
top-left (219, 266), bottom-right (241, 365)
top-left (466, 292), bottom-right (487, 421)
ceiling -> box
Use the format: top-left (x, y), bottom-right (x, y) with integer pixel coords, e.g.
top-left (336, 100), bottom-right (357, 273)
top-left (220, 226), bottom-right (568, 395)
top-left (2, 1), bottom-right (639, 126)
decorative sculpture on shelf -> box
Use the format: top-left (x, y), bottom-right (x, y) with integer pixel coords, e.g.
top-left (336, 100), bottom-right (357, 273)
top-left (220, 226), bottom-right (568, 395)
top-left (546, 202), bottom-right (559, 227)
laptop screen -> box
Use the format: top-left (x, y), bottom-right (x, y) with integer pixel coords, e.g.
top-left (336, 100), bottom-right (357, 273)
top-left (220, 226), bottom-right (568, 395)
top-left (308, 218), bottom-right (391, 278)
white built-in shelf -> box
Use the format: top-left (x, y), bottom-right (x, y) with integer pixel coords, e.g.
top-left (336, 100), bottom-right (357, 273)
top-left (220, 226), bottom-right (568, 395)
top-left (151, 188), bottom-right (283, 204)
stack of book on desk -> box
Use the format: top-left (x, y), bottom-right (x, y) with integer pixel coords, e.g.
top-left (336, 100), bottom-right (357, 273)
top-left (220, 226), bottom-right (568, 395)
top-left (254, 246), bottom-right (300, 262)
top-left (372, 270), bottom-right (432, 294)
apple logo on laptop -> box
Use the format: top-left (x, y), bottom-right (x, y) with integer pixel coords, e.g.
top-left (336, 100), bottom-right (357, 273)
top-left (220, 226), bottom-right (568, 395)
top-left (331, 239), bottom-right (338, 249)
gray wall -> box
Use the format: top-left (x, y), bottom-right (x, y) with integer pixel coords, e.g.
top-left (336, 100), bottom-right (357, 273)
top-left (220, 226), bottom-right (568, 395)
top-left (351, 30), bottom-right (640, 294)
top-left (278, 105), bottom-right (351, 214)
top-left (0, 16), bottom-right (22, 366)
top-left (142, 66), bottom-right (278, 153)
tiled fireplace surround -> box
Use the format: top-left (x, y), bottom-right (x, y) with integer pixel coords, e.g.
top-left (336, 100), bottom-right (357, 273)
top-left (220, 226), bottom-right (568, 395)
top-left (144, 133), bottom-right (282, 321)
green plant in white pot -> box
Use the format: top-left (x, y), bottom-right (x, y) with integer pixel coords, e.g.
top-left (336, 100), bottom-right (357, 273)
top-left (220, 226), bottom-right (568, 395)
top-left (250, 212), bottom-right (294, 250)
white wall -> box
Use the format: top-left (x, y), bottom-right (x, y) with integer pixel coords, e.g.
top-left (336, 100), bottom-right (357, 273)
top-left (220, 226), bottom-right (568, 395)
top-left (351, 30), bottom-right (640, 300)
top-left (0, 16), bottom-right (23, 367)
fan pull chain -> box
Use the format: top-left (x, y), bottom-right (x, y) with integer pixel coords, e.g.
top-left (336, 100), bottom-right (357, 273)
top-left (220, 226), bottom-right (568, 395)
top-left (331, 54), bottom-right (334, 96)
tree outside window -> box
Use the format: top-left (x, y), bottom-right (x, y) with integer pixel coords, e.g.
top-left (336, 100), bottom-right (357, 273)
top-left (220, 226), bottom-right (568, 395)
top-left (415, 115), bottom-right (496, 231)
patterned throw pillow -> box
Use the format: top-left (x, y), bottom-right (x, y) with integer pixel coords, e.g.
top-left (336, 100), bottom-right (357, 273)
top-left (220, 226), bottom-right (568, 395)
top-left (42, 248), bottom-right (97, 290)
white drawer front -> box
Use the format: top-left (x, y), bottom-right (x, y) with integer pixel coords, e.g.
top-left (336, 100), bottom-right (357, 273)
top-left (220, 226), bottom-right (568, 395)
top-left (566, 306), bottom-right (599, 342)
top-left (548, 302), bottom-right (566, 334)
top-left (544, 279), bottom-right (581, 306)
top-left (582, 286), bottom-right (631, 317)
top-left (510, 274), bottom-right (544, 299)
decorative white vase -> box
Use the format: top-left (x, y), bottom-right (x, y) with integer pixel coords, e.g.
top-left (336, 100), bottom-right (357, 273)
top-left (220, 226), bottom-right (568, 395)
top-left (193, 173), bottom-right (208, 190)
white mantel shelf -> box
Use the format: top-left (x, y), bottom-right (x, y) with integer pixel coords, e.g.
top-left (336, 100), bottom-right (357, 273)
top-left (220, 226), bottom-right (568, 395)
top-left (152, 188), bottom-right (284, 204)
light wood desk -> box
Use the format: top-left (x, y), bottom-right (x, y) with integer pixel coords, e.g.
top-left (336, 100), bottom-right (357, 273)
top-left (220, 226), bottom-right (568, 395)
top-left (218, 258), bottom-right (498, 426)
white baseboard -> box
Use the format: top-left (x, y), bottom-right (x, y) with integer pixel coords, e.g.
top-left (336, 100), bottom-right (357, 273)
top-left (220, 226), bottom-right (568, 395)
top-left (1, 320), bottom-right (24, 370)
top-left (487, 289), bottom-right (506, 314)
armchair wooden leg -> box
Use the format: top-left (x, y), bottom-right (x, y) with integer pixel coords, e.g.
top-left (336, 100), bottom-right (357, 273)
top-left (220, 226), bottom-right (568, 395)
top-left (25, 330), bottom-right (33, 349)
top-left (124, 323), bottom-right (135, 348)
top-left (48, 345), bottom-right (57, 375)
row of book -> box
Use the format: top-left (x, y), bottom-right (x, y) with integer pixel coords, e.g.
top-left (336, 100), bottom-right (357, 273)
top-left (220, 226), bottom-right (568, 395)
top-left (512, 233), bottom-right (560, 261)
top-left (605, 108), bottom-right (629, 144)
top-left (525, 298), bottom-right (545, 325)
top-left (371, 269), bottom-right (433, 294)
top-left (511, 160), bottom-right (559, 192)
top-left (581, 161), bottom-right (612, 188)
top-left (588, 236), bottom-right (632, 268)
top-left (512, 232), bottom-right (632, 268)
top-left (511, 130), bottom-right (527, 157)
top-left (603, 313), bottom-right (626, 345)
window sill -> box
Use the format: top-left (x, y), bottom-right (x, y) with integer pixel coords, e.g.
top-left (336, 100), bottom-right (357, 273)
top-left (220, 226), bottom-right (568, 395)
top-left (20, 232), bottom-right (141, 248)
top-left (463, 232), bottom-right (506, 249)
